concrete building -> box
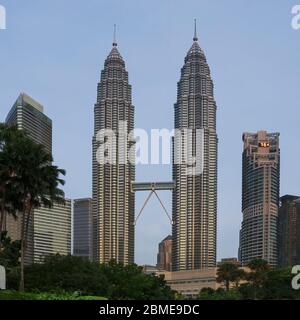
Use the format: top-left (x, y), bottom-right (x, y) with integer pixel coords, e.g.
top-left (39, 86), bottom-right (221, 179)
top-left (239, 131), bottom-right (280, 267)
top-left (142, 265), bottom-right (159, 275)
top-left (217, 257), bottom-right (241, 267)
top-left (157, 235), bottom-right (172, 271)
top-left (34, 200), bottom-right (72, 263)
top-left (278, 195), bottom-right (300, 267)
top-left (172, 21), bottom-right (218, 271)
top-left (73, 198), bottom-right (92, 259)
top-left (92, 30), bottom-right (135, 264)
top-left (157, 268), bottom-right (218, 298)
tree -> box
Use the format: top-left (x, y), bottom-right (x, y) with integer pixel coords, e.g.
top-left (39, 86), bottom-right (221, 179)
top-left (198, 287), bottom-right (216, 300)
top-left (98, 260), bottom-right (175, 300)
top-left (246, 259), bottom-right (270, 299)
top-left (217, 263), bottom-right (245, 291)
top-left (1, 130), bottom-right (66, 292)
top-left (233, 268), bottom-right (246, 287)
top-left (0, 231), bottom-right (21, 268)
top-left (198, 287), bottom-right (241, 300)
top-left (24, 255), bottom-right (108, 295)
top-left (0, 124), bottom-right (24, 250)
top-left (23, 255), bottom-right (176, 300)
top-left (238, 265), bottom-right (300, 300)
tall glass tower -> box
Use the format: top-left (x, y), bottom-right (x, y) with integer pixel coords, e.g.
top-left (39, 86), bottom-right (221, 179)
top-left (172, 23), bottom-right (218, 271)
top-left (92, 30), bottom-right (135, 264)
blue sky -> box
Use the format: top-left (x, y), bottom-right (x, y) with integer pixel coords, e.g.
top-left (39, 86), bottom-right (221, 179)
top-left (0, 0), bottom-right (300, 265)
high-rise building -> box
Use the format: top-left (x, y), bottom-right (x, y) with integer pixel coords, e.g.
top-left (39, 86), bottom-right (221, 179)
top-left (5, 92), bottom-right (71, 263)
top-left (172, 22), bottom-right (218, 271)
top-left (73, 198), bottom-right (92, 259)
top-left (278, 195), bottom-right (300, 267)
top-left (5, 93), bottom-right (52, 264)
top-left (157, 235), bottom-right (172, 271)
top-left (6, 92), bottom-right (52, 154)
top-left (239, 131), bottom-right (280, 267)
top-left (92, 31), bottom-right (135, 264)
top-left (34, 200), bottom-right (71, 263)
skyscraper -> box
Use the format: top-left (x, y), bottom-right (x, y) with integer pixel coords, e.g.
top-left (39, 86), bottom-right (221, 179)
top-left (239, 131), bottom-right (280, 267)
top-left (172, 22), bottom-right (218, 271)
top-left (92, 29), bottom-right (135, 264)
top-left (5, 92), bottom-right (71, 263)
top-left (157, 235), bottom-right (172, 271)
top-left (73, 198), bottom-right (92, 259)
top-left (278, 195), bottom-right (300, 267)
top-left (6, 92), bottom-right (52, 154)
top-left (5, 93), bottom-right (52, 264)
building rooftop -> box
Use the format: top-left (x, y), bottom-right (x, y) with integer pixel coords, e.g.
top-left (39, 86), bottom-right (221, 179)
top-left (15, 92), bottom-right (44, 113)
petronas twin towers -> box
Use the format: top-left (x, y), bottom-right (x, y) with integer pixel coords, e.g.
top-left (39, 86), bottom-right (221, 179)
top-left (92, 23), bottom-right (218, 271)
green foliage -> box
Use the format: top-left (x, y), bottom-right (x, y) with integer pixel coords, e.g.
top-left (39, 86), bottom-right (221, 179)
top-left (217, 263), bottom-right (246, 290)
top-left (8, 254), bottom-right (175, 300)
top-left (239, 268), bottom-right (300, 300)
top-left (0, 123), bottom-right (66, 291)
top-left (0, 290), bottom-right (107, 300)
top-left (0, 231), bottom-right (20, 268)
top-left (198, 287), bottom-right (242, 300)
top-left (199, 260), bottom-right (300, 300)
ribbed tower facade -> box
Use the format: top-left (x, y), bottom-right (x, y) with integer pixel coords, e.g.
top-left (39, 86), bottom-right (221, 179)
top-left (172, 24), bottom-right (218, 271)
top-left (92, 35), bottom-right (135, 264)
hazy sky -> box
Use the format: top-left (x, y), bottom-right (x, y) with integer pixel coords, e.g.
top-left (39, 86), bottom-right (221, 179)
top-left (1, 0), bottom-right (300, 265)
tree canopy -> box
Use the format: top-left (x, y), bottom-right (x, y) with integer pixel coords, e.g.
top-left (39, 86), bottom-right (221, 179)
top-left (16, 255), bottom-right (176, 300)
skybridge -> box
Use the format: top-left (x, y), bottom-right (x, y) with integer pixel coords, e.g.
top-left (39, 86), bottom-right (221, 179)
top-left (131, 181), bottom-right (175, 226)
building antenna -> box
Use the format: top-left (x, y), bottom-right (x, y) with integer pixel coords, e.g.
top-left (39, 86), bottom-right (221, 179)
top-left (193, 19), bottom-right (198, 41)
top-left (113, 24), bottom-right (117, 46)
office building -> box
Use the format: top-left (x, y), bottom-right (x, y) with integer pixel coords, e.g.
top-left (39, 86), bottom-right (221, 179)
top-left (5, 92), bottom-right (71, 263)
top-left (73, 198), bottom-right (92, 259)
top-left (34, 200), bottom-right (71, 263)
top-left (5, 93), bottom-right (52, 263)
top-left (278, 195), bottom-right (300, 267)
top-left (6, 92), bottom-right (52, 154)
top-left (157, 235), bottom-right (172, 271)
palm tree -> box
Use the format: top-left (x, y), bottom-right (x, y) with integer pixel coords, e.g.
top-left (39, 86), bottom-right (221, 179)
top-left (1, 129), bottom-right (65, 291)
top-left (0, 124), bottom-right (24, 250)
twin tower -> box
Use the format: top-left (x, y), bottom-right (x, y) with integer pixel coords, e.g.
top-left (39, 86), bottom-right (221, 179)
top-left (92, 23), bottom-right (218, 271)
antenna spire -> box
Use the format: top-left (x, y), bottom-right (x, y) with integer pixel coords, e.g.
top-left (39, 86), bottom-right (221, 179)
top-left (113, 24), bottom-right (117, 46)
top-left (193, 19), bottom-right (198, 42)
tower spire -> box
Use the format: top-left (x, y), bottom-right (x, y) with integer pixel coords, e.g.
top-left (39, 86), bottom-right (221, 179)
top-left (193, 19), bottom-right (198, 42)
top-left (113, 24), bottom-right (117, 47)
